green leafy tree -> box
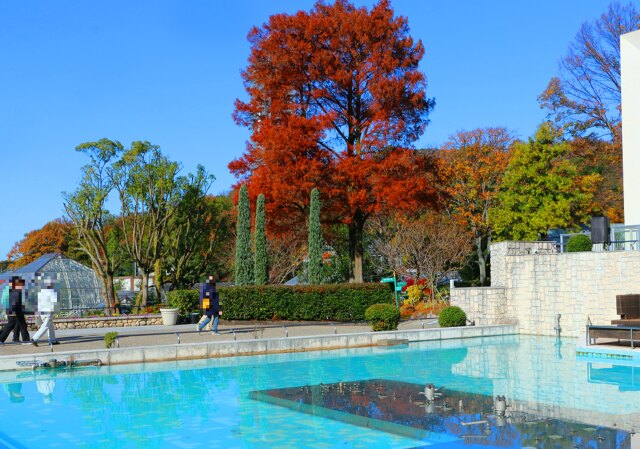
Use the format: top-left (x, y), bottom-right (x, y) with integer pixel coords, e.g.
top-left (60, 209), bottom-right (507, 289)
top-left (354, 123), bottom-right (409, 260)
top-left (307, 188), bottom-right (323, 284)
top-left (111, 141), bottom-right (184, 308)
top-left (63, 139), bottom-right (126, 315)
top-left (235, 185), bottom-right (253, 285)
top-left (165, 194), bottom-right (236, 285)
top-left (161, 166), bottom-right (215, 289)
top-left (194, 195), bottom-right (236, 282)
top-left (254, 194), bottom-right (268, 285)
top-left (491, 123), bottom-right (602, 240)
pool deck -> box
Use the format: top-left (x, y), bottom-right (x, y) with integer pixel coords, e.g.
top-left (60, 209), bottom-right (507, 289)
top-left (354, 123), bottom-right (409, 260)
top-left (0, 320), bottom-right (517, 372)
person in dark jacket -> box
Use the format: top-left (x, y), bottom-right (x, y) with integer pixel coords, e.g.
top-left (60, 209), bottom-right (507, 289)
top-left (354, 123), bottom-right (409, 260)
top-left (0, 277), bottom-right (30, 344)
top-left (13, 279), bottom-right (32, 342)
top-left (197, 275), bottom-right (221, 334)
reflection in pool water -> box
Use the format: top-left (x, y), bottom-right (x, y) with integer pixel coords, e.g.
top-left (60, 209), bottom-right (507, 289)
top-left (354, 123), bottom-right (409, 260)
top-left (251, 379), bottom-right (628, 448)
top-left (0, 335), bottom-right (638, 448)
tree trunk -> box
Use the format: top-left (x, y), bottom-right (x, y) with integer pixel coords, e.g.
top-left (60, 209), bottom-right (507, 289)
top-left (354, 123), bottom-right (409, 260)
top-left (105, 275), bottom-right (119, 316)
top-left (348, 212), bottom-right (365, 283)
top-left (154, 259), bottom-right (163, 301)
top-left (140, 270), bottom-right (149, 309)
top-left (95, 264), bottom-right (118, 317)
top-left (476, 234), bottom-right (487, 286)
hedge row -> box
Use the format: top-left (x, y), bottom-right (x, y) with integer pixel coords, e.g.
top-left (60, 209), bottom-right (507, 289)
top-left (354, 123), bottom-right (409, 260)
top-left (167, 283), bottom-right (394, 322)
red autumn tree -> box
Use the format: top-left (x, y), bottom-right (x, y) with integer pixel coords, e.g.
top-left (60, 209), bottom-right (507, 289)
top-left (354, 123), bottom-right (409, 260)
top-left (231, 0), bottom-right (437, 282)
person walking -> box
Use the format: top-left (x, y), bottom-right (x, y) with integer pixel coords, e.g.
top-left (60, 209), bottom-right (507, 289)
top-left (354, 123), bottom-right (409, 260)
top-left (197, 275), bottom-right (221, 334)
top-left (0, 282), bottom-right (18, 341)
top-left (13, 279), bottom-right (31, 343)
top-left (30, 278), bottom-right (59, 346)
top-left (0, 277), bottom-right (30, 344)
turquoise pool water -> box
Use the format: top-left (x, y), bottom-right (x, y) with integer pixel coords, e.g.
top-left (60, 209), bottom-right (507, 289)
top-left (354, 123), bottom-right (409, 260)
top-left (0, 335), bottom-right (638, 448)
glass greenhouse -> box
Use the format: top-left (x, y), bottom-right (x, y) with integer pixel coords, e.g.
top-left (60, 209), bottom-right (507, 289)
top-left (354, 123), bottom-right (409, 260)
top-left (0, 253), bottom-right (102, 312)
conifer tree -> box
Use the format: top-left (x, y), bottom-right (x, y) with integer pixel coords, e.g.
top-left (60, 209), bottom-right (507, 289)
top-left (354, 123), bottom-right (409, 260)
top-left (307, 188), bottom-right (323, 284)
top-left (254, 194), bottom-right (268, 285)
top-left (235, 184), bottom-right (253, 285)
top-left (491, 123), bottom-right (601, 240)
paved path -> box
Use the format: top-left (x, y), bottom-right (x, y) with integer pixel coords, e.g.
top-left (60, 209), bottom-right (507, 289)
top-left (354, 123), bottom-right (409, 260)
top-left (0, 319), bottom-right (439, 356)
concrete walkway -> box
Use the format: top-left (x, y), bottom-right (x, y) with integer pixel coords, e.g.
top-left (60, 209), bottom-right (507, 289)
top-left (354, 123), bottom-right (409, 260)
top-left (0, 319), bottom-right (439, 356)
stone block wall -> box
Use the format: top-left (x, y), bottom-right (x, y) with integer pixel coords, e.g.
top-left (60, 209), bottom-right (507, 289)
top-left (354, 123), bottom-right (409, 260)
top-left (452, 241), bottom-right (640, 337)
top-left (450, 287), bottom-right (512, 326)
top-left (14, 315), bottom-right (163, 331)
top-left (53, 315), bottom-right (163, 330)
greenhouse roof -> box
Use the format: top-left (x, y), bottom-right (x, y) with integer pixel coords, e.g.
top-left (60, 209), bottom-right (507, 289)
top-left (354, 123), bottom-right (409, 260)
top-left (1, 253), bottom-right (60, 277)
top-left (0, 253), bottom-right (103, 311)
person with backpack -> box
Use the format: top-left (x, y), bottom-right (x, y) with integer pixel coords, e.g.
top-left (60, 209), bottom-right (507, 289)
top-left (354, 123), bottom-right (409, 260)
top-left (197, 275), bottom-right (222, 334)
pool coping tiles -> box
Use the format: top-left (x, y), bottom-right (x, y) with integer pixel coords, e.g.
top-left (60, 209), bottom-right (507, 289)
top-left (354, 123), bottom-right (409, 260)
top-left (0, 324), bottom-right (517, 372)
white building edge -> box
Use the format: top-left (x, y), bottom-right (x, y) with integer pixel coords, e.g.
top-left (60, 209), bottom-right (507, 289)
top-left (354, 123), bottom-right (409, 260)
top-left (622, 29), bottom-right (640, 226)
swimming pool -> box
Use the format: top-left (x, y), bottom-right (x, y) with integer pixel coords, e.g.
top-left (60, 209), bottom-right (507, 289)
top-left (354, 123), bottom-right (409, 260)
top-left (0, 334), bottom-right (638, 448)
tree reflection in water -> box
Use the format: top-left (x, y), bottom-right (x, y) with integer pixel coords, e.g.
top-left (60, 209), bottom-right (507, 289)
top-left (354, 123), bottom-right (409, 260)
top-left (250, 378), bottom-right (630, 448)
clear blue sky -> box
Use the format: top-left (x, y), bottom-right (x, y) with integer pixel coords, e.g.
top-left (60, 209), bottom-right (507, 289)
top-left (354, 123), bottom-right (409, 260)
top-left (0, 0), bottom-right (627, 258)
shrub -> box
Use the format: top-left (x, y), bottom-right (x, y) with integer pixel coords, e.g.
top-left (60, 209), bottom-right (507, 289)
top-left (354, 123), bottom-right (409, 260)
top-left (143, 305), bottom-right (161, 314)
top-left (567, 234), bottom-right (592, 252)
top-left (364, 303), bottom-right (400, 331)
top-left (438, 306), bottom-right (467, 327)
top-left (405, 285), bottom-right (425, 306)
top-left (400, 299), bottom-right (448, 319)
top-left (217, 283), bottom-right (391, 321)
top-left (104, 332), bottom-right (118, 349)
top-left (167, 290), bottom-right (200, 315)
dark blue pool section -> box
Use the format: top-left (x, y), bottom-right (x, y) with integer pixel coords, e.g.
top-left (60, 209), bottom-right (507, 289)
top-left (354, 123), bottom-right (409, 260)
top-left (251, 378), bottom-right (629, 448)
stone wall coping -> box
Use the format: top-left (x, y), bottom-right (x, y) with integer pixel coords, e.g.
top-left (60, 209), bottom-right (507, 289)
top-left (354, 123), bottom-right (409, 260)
top-left (55, 314), bottom-right (161, 323)
top-left (0, 324), bottom-right (518, 373)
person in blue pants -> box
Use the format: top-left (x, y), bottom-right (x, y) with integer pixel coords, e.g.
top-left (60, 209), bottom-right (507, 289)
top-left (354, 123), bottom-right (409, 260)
top-left (198, 276), bottom-right (221, 334)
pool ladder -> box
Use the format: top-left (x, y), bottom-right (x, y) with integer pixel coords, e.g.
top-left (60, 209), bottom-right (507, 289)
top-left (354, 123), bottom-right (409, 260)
top-left (554, 314), bottom-right (562, 337)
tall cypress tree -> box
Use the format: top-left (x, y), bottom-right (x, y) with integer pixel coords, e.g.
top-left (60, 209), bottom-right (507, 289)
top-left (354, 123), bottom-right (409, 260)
top-left (235, 184), bottom-right (253, 285)
top-left (254, 194), bottom-right (268, 285)
top-left (308, 188), bottom-right (323, 284)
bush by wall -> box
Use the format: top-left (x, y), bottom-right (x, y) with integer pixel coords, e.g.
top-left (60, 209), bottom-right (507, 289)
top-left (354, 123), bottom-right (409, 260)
top-left (438, 306), bottom-right (467, 327)
top-left (364, 303), bottom-right (400, 331)
top-left (567, 234), bottom-right (592, 252)
top-left (167, 290), bottom-right (200, 315)
top-left (213, 283), bottom-right (392, 321)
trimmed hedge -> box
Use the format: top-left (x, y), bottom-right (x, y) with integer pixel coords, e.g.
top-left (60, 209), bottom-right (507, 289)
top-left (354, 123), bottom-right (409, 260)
top-left (167, 290), bottom-right (200, 315)
top-left (207, 283), bottom-right (393, 322)
top-left (364, 303), bottom-right (400, 331)
top-left (438, 306), bottom-right (467, 327)
top-left (567, 234), bottom-right (592, 252)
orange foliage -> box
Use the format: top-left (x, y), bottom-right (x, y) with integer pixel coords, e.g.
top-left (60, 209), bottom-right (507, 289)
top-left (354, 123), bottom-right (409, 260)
top-left (7, 219), bottom-right (72, 269)
top-left (230, 0), bottom-right (438, 280)
top-left (439, 127), bottom-right (515, 234)
top-left (567, 138), bottom-right (623, 223)
top-left (399, 298), bottom-right (448, 319)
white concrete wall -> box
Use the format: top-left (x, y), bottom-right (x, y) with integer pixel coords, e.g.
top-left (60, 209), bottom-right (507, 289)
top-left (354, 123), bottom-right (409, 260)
top-left (452, 241), bottom-right (640, 337)
top-left (622, 30), bottom-right (640, 225)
